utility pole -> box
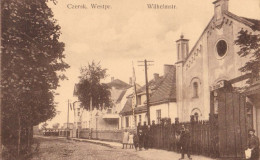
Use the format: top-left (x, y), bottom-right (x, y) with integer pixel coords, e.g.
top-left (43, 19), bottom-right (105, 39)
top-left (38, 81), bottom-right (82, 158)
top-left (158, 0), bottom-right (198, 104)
top-left (90, 97), bottom-right (92, 139)
top-left (67, 99), bottom-right (69, 139)
top-left (138, 60), bottom-right (154, 125)
top-left (0, 0), bottom-right (2, 157)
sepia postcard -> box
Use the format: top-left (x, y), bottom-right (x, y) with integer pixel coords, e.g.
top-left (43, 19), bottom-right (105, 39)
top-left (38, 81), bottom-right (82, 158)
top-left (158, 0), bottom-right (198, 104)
top-left (1, 0), bottom-right (260, 159)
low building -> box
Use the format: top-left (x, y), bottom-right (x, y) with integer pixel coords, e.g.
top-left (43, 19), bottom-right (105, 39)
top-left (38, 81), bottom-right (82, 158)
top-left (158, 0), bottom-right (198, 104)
top-left (149, 65), bottom-right (177, 124)
top-left (120, 64), bottom-right (177, 128)
top-left (73, 78), bottom-right (133, 131)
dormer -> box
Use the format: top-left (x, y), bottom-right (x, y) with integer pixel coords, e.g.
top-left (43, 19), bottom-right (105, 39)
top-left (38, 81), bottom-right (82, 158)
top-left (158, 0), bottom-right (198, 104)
top-left (176, 34), bottom-right (189, 62)
top-left (213, 0), bottom-right (229, 26)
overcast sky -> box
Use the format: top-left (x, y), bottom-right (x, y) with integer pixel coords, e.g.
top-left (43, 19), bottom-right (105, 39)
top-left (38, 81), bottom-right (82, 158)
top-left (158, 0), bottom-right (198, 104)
top-left (46, 0), bottom-right (260, 127)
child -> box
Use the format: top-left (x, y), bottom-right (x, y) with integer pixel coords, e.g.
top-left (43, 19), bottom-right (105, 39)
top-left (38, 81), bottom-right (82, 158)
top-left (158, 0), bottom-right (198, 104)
top-left (128, 132), bottom-right (134, 149)
top-left (122, 129), bottom-right (129, 149)
top-left (133, 132), bottom-right (139, 151)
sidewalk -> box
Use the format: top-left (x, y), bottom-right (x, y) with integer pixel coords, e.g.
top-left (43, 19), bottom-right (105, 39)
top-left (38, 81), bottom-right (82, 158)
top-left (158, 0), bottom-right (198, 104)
top-left (71, 137), bottom-right (216, 160)
top-left (71, 137), bottom-right (122, 148)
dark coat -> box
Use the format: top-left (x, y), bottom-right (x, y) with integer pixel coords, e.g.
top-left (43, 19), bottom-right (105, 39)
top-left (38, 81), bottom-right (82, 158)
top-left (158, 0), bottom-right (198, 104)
top-left (180, 129), bottom-right (191, 150)
top-left (133, 134), bottom-right (139, 144)
top-left (248, 135), bottom-right (259, 160)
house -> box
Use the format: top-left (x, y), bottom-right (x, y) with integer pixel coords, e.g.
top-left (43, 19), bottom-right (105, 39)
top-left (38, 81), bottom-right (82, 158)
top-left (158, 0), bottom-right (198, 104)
top-left (149, 65), bottom-right (177, 124)
top-left (73, 78), bottom-right (132, 130)
top-left (120, 64), bottom-right (177, 128)
top-left (175, 0), bottom-right (260, 158)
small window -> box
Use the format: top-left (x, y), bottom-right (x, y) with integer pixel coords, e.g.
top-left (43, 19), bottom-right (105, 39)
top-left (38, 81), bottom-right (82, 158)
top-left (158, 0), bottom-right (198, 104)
top-left (125, 117), bottom-right (129, 128)
top-left (156, 109), bottom-right (161, 124)
top-left (134, 115), bottom-right (137, 127)
top-left (193, 82), bottom-right (199, 98)
top-left (137, 95), bottom-right (141, 105)
top-left (216, 40), bottom-right (227, 57)
top-left (139, 115), bottom-right (142, 124)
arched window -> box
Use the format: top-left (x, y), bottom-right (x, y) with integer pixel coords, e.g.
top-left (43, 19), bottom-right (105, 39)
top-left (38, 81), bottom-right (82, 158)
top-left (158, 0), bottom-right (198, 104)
top-left (190, 77), bottom-right (201, 99)
top-left (191, 108), bottom-right (202, 121)
top-left (193, 82), bottom-right (199, 98)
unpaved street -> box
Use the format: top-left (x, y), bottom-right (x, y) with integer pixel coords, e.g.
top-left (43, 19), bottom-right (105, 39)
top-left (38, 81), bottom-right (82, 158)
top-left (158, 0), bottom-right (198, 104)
top-left (30, 136), bottom-right (213, 160)
top-left (30, 137), bottom-right (144, 160)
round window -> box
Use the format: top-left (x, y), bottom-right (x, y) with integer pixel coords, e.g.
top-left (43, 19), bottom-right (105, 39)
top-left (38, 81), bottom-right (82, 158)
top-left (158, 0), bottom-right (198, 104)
top-left (216, 40), bottom-right (227, 57)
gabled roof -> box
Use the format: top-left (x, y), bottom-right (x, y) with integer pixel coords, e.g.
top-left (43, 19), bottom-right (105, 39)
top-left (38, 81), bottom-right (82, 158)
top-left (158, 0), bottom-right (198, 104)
top-left (119, 98), bottom-right (132, 115)
top-left (120, 65), bottom-right (177, 116)
top-left (149, 66), bottom-right (176, 105)
top-left (225, 11), bottom-right (260, 31)
top-left (119, 97), bottom-right (148, 116)
top-left (136, 76), bottom-right (164, 94)
top-left (116, 90), bottom-right (127, 103)
top-left (183, 11), bottom-right (260, 65)
top-left (107, 79), bottom-right (131, 90)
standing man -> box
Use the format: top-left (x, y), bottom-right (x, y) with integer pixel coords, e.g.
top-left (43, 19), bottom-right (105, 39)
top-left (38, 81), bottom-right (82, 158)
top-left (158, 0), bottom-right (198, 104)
top-left (247, 129), bottom-right (259, 160)
top-left (137, 122), bottom-right (144, 150)
top-left (143, 122), bottom-right (149, 150)
top-left (179, 125), bottom-right (192, 160)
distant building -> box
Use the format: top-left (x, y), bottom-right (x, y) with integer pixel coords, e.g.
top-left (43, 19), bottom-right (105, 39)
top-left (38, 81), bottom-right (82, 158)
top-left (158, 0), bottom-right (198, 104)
top-left (61, 123), bottom-right (73, 130)
top-left (73, 78), bottom-right (133, 130)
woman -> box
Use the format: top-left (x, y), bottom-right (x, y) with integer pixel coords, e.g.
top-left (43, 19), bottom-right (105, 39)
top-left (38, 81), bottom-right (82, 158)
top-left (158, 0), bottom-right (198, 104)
top-left (247, 129), bottom-right (259, 160)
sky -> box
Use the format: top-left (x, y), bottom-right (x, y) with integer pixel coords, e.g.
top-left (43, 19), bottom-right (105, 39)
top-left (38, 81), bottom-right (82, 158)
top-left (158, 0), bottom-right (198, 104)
top-left (45, 0), bottom-right (260, 127)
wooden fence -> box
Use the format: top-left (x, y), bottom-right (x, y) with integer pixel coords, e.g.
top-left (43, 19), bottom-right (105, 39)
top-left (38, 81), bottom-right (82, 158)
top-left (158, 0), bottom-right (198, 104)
top-left (138, 117), bottom-right (219, 158)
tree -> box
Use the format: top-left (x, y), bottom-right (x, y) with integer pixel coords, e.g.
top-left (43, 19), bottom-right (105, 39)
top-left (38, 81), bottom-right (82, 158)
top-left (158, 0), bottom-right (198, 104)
top-left (235, 29), bottom-right (260, 83)
top-left (77, 61), bottom-right (111, 110)
top-left (2, 0), bottom-right (69, 157)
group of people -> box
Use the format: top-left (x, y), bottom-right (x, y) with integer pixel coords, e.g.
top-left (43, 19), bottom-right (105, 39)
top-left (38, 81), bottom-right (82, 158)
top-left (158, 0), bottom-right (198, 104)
top-left (122, 122), bottom-right (150, 151)
top-left (122, 124), bottom-right (260, 160)
top-left (122, 130), bottom-right (138, 149)
top-left (121, 123), bottom-right (192, 160)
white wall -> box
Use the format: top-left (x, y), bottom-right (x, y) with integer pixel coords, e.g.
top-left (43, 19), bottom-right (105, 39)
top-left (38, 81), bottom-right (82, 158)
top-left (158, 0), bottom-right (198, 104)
top-left (121, 112), bottom-right (147, 128)
top-left (150, 102), bottom-right (177, 124)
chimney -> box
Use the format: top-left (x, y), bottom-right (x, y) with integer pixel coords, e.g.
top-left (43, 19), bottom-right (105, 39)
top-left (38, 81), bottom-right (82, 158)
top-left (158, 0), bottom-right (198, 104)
top-left (111, 77), bottom-right (114, 82)
top-left (164, 64), bottom-right (174, 75)
top-left (129, 77), bottom-right (132, 85)
top-left (176, 34), bottom-right (189, 62)
top-left (154, 73), bottom-right (159, 81)
top-left (213, 0), bottom-right (229, 24)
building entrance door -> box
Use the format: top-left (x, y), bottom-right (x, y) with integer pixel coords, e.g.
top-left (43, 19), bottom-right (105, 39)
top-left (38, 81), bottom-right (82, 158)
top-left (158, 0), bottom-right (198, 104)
top-left (210, 89), bottom-right (248, 159)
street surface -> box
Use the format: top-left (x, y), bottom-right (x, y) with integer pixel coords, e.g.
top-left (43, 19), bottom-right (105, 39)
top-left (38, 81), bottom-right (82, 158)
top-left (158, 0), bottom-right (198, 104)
top-left (30, 136), bottom-right (214, 160)
top-left (31, 137), bottom-right (143, 160)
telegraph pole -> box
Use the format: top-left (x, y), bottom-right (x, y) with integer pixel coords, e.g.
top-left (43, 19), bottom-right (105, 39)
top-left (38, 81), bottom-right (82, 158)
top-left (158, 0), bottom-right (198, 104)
top-left (138, 60), bottom-right (154, 125)
top-left (67, 99), bottom-right (69, 139)
top-left (0, 0), bottom-right (2, 156)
